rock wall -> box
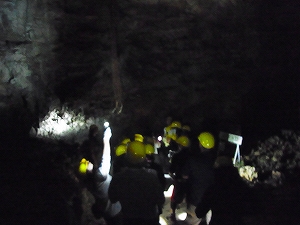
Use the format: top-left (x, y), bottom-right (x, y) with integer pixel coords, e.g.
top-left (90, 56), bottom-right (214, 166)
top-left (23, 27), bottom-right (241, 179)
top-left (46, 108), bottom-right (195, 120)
top-left (0, 0), bottom-right (299, 143)
top-left (0, 0), bottom-right (59, 137)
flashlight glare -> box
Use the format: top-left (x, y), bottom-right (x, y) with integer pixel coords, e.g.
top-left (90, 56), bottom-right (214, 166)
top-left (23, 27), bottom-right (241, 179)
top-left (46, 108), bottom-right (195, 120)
top-left (177, 212), bottom-right (187, 221)
top-left (164, 184), bottom-right (174, 198)
top-left (159, 216), bottom-right (168, 225)
top-left (87, 162), bottom-right (94, 172)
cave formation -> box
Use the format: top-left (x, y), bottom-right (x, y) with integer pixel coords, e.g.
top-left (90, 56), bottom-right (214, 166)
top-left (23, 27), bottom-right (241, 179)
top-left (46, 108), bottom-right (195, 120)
top-left (1, 0), bottom-right (299, 144)
top-left (1, 0), bottom-right (300, 224)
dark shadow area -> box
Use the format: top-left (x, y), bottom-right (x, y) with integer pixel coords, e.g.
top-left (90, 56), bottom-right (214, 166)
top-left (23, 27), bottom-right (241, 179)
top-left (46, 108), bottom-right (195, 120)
top-left (1, 137), bottom-right (81, 225)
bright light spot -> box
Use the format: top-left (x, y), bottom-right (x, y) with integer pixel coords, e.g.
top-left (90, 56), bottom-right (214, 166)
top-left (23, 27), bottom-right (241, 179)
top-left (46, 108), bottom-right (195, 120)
top-left (177, 212), bottom-right (187, 221)
top-left (206, 210), bottom-right (212, 224)
top-left (101, 126), bottom-right (113, 176)
top-left (104, 121), bottom-right (110, 128)
top-left (159, 216), bottom-right (168, 225)
top-left (158, 136), bottom-right (162, 141)
top-left (164, 184), bottom-right (174, 198)
top-left (87, 162), bottom-right (94, 172)
top-left (104, 127), bottom-right (112, 140)
top-left (164, 174), bottom-right (171, 179)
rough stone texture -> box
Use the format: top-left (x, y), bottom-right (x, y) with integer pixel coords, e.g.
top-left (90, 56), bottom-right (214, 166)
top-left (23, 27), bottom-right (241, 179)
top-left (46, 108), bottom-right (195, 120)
top-left (0, 0), bottom-right (299, 142)
top-left (0, 0), bottom-right (59, 136)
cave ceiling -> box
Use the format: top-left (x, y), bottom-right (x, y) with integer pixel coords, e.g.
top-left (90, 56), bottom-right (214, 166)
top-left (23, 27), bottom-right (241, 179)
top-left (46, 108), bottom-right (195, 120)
top-left (0, 0), bottom-right (299, 143)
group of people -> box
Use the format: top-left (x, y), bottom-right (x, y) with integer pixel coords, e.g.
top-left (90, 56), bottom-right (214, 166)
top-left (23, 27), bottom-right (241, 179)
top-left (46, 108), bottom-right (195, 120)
top-left (77, 124), bottom-right (165, 225)
top-left (159, 118), bottom-right (216, 224)
top-left (160, 118), bottom-right (257, 225)
top-left (75, 119), bottom-right (257, 225)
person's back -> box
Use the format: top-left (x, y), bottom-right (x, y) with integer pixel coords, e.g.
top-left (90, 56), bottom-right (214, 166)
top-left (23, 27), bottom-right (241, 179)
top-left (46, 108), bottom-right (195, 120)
top-left (112, 140), bottom-right (130, 175)
top-left (170, 147), bottom-right (190, 180)
top-left (168, 135), bottom-right (191, 221)
top-left (195, 156), bottom-right (254, 225)
top-left (108, 140), bottom-right (165, 225)
top-left (112, 154), bottom-right (126, 174)
top-left (183, 150), bottom-right (215, 206)
top-left (182, 132), bottom-right (216, 224)
top-left (109, 167), bottom-right (164, 222)
top-left (146, 154), bottom-right (166, 191)
top-left (160, 120), bottom-right (182, 173)
top-left (80, 125), bottom-right (103, 168)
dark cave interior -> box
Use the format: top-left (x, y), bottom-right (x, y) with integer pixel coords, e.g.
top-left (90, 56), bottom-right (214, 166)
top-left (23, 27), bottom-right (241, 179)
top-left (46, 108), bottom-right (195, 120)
top-left (1, 0), bottom-right (300, 224)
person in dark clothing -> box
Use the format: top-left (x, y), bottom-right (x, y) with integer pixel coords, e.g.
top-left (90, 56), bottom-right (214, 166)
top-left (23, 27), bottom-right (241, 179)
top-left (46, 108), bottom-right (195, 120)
top-left (112, 153), bottom-right (127, 175)
top-left (145, 143), bottom-right (166, 191)
top-left (157, 137), bottom-right (179, 174)
top-left (112, 138), bottom-right (130, 175)
top-left (195, 156), bottom-right (256, 225)
top-left (158, 119), bottom-right (182, 174)
top-left (168, 135), bottom-right (191, 221)
top-left (182, 132), bottom-right (216, 225)
top-left (109, 140), bottom-right (165, 225)
top-left (80, 124), bottom-right (103, 168)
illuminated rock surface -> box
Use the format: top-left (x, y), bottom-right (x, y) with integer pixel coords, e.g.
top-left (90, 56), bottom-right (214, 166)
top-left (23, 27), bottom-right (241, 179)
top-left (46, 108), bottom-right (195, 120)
top-left (1, 0), bottom-right (299, 142)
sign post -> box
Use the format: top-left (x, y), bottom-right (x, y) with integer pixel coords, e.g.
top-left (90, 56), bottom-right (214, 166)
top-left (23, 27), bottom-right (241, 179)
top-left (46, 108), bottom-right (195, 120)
top-left (227, 133), bottom-right (243, 165)
top-left (219, 132), bottom-right (243, 165)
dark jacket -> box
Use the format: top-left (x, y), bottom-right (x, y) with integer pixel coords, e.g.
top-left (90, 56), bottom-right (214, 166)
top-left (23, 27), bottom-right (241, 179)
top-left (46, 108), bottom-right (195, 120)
top-left (109, 167), bottom-right (165, 220)
top-left (195, 165), bottom-right (255, 225)
top-left (80, 136), bottom-right (103, 168)
top-left (182, 151), bottom-right (215, 205)
top-left (146, 158), bottom-right (166, 191)
top-left (169, 147), bottom-right (190, 180)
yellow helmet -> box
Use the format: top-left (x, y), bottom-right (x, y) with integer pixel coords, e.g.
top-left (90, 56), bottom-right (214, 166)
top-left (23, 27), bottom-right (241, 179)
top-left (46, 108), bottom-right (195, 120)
top-left (121, 138), bottom-right (131, 145)
top-left (134, 134), bottom-right (144, 142)
top-left (176, 135), bottom-right (190, 147)
top-left (115, 144), bottom-right (127, 156)
top-left (198, 132), bottom-right (215, 149)
top-left (145, 143), bottom-right (155, 155)
top-left (127, 141), bottom-right (145, 164)
top-left (79, 158), bottom-right (89, 174)
top-left (170, 121), bottom-right (182, 129)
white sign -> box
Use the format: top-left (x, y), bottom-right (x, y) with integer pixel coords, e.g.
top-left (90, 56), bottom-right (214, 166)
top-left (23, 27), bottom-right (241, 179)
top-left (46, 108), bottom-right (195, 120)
top-left (228, 133), bottom-right (243, 145)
